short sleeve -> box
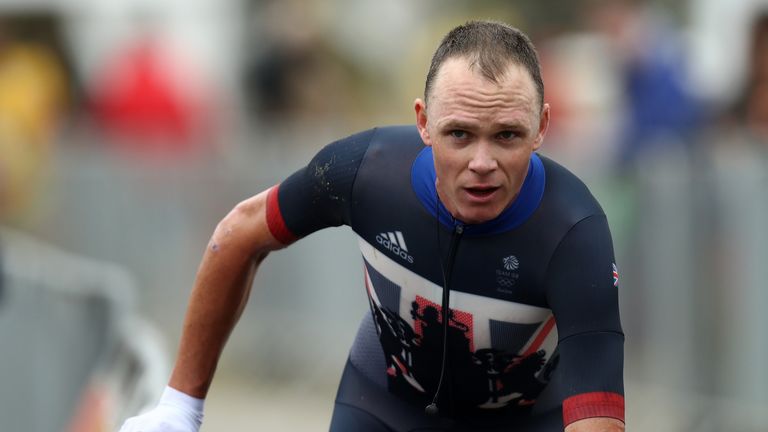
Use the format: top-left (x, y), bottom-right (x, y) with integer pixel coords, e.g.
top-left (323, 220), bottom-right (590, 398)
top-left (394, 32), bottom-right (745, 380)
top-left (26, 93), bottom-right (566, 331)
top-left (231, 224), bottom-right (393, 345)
top-left (266, 128), bottom-right (375, 244)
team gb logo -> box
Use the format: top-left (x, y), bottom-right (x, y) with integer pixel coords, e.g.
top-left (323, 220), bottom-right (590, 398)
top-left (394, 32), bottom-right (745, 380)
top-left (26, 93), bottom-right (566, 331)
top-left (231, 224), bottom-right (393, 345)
top-left (502, 255), bottom-right (519, 271)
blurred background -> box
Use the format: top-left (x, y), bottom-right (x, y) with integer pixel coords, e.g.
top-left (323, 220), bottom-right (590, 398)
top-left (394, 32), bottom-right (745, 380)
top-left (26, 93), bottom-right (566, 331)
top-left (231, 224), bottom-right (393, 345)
top-left (1, 0), bottom-right (767, 430)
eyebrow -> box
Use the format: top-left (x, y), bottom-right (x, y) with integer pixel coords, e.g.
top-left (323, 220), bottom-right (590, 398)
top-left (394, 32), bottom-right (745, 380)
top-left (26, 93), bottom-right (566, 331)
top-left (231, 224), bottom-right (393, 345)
top-left (494, 121), bottom-right (529, 131)
top-left (437, 119), bottom-right (476, 130)
top-left (437, 119), bottom-right (529, 131)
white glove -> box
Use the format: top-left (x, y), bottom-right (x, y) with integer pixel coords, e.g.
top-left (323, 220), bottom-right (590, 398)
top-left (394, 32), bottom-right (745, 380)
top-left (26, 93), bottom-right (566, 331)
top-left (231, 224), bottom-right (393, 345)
top-left (119, 386), bottom-right (205, 432)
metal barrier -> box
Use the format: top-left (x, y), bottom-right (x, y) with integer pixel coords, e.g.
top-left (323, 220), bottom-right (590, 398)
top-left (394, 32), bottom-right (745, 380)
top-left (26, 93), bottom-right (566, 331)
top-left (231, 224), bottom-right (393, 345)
top-left (618, 137), bottom-right (768, 430)
top-left (0, 228), bottom-right (168, 432)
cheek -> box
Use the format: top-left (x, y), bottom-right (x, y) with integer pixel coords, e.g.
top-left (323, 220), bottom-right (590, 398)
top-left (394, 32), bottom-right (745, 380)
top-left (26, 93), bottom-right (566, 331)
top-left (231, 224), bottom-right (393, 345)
top-left (501, 152), bottom-right (532, 183)
top-left (433, 148), bottom-right (465, 180)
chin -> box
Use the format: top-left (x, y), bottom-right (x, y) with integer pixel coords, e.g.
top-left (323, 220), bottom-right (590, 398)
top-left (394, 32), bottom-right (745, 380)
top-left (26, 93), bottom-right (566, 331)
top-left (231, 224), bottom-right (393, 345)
top-left (456, 206), bottom-right (503, 225)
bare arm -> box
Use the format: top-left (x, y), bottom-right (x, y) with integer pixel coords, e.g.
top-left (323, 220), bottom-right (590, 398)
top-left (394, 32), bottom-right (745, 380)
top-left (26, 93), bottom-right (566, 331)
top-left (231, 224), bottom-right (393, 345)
top-left (565, 417), bottom-right (625, 432)
top-left (168, 189), bottom-right (285, 398)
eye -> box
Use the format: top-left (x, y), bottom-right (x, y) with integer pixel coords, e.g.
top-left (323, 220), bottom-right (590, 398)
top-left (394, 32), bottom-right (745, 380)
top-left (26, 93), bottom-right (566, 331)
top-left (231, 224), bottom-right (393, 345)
top-left (497, 130), bottom-right (516, 140)
top-left (450, 130), bottom-right (467, 139)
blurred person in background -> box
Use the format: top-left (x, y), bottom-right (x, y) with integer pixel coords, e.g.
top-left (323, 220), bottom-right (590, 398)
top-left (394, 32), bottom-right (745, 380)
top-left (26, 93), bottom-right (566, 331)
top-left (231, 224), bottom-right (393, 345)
top-left (88, 29), bottom-right (218, 158)
top-left (0, 15), bottom-right (70, 310)
top-left (119, 21), bottom-right (624, 432)
top-left (0, 21), bottom-right (69, 222)
top-left (242, 0), bottom-right (360, 128)
top-left (725, 10), bottom-right (768, 143)
top-left (586, 0), bottom-right (701, 168)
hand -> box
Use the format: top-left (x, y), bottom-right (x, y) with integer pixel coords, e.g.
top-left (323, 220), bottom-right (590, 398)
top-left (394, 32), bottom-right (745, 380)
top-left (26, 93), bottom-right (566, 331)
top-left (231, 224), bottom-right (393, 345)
top-left (118, 386), bottom-right (204, 432)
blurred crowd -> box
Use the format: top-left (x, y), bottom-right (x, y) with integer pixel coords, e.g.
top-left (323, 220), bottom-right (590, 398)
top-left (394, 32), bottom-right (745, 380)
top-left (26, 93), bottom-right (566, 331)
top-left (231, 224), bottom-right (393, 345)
top-left (1, 0), bottom-right (767, 218)
top-left (2, 0), bottom-right (768, 431)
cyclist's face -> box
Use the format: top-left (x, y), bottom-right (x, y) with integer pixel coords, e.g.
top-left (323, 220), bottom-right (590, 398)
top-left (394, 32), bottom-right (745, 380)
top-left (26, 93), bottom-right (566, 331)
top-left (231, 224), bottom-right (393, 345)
top-left (415, 57), bottom-right (549, 224)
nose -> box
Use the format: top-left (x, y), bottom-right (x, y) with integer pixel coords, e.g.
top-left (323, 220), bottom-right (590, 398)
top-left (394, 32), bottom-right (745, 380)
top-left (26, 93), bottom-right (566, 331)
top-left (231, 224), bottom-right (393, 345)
top-left (468, 142), bottom-right (498, 175)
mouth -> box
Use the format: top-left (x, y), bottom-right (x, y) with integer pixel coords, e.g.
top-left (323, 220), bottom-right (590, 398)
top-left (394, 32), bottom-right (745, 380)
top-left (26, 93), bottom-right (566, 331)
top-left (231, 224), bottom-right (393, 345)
top-left (464, 185), bottom-right (500, 202)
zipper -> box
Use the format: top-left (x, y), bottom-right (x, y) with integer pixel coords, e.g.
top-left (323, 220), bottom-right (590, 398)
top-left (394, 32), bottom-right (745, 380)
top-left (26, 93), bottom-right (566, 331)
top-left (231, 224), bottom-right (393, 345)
top-left (441, 223), bottom-right (464, 323)
top-left (426, 222), bottom-right (464, 416)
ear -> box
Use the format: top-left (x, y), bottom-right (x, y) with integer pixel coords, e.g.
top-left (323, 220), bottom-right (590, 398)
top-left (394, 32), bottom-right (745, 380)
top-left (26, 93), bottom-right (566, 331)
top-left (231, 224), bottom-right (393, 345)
top-left (414, 98), bottom-right (432, 146)
top-left (532, 103), bottom-right (550, 151)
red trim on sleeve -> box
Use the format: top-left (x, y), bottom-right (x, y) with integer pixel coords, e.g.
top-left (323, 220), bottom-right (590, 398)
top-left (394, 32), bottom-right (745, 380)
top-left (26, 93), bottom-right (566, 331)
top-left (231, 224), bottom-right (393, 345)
top-left (266, 185), bottom-right (298, 245)
top-left (563, 392), bottom-right (625, 425)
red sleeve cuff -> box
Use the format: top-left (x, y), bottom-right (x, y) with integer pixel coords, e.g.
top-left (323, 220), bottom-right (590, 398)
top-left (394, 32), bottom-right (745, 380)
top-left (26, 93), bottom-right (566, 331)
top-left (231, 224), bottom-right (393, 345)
top-left (563, 391), bottom-right (625, 425)
top-left (266, 184), bottom-right (298, 245)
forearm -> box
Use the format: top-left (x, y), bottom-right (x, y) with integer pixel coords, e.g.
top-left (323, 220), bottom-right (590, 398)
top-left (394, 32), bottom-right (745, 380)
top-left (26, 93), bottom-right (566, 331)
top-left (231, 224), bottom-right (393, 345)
top-left (169, 193), bottom-right (278, 398)
top-left (564, 417), bottom-right (625, 432)
top-left (168, 252), bottom-right (263, 398)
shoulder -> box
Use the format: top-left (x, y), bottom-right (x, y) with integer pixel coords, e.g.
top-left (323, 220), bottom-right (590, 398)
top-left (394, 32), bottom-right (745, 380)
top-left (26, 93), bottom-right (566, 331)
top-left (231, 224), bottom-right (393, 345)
top-left (330, 125), bottom-right (421, 147)
top-left (271, 125), bottom-right (425, 240)
top-left (538, 154), bottom-right (605, 225)
top-left (317, 125), bottom-right (423, 166)
top-left (363, 125), bottom-right (423, 155)
top-left (352, 125), bottom-right (425, 184)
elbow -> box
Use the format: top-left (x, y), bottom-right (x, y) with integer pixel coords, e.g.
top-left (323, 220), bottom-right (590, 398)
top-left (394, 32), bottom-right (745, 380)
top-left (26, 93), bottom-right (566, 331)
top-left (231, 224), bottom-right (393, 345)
top-left (209, 195), bottom-right (271, 257)
top-left (229, 195), bottom-right (264, 222)
top-left (215, 201), bottom-right (254, 240)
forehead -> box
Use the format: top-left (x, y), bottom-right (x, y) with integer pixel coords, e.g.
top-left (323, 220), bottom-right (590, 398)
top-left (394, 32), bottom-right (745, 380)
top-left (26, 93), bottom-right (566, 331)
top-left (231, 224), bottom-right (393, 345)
top-left (429, 57), bottom-right (539, 120)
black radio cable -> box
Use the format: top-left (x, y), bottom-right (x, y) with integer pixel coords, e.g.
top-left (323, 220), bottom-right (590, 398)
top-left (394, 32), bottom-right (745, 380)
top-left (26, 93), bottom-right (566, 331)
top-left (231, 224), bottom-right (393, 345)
top-left (425, 186), bottom-right (464, 416)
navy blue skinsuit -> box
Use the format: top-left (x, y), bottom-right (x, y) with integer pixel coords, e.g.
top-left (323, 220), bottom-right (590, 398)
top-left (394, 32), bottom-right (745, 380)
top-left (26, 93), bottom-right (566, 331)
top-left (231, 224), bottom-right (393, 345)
top-left (265, 126), bottom-right (624, 431)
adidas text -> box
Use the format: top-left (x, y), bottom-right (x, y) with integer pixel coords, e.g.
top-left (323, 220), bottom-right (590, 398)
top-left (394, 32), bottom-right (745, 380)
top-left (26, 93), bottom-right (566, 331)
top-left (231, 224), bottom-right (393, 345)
top-left (376, 231), bottom-right (414, 264)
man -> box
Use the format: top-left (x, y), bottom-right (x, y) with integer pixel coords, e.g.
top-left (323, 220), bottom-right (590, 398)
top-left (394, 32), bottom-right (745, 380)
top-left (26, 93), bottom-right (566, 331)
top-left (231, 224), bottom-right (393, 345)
top-left (119, 21), bottom-right (625, 432)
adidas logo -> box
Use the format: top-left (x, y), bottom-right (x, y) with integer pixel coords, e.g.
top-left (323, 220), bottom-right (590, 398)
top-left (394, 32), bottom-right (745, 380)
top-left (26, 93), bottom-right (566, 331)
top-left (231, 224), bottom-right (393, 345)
top-left (375, 231), bottom-right (414, 263)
